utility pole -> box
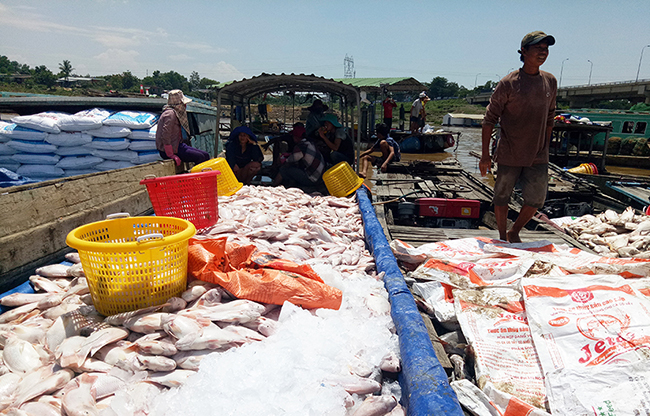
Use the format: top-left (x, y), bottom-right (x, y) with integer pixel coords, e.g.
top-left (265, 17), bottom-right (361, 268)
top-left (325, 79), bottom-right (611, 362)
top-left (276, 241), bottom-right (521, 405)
top-left (344, 55), bottom-right (355, 79)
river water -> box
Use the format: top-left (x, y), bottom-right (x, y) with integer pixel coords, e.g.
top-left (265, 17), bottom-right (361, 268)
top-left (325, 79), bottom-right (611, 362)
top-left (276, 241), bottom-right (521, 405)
top-left (398, 126), bottom-right (650, 178)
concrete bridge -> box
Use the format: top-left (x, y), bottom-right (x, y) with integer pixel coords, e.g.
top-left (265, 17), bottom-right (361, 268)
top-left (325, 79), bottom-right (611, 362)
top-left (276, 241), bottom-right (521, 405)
top-left (465, 79), bottom-right (650, 108)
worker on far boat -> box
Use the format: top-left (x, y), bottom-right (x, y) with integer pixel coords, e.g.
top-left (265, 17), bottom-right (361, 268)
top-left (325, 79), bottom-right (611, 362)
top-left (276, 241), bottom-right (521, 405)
top-left (225, 125), bottom-right (264, 185)
top-left (410, 92), bottom-right (429, 133)
top-left (156, 89), bottom-right (210, 166)
top-left (382, 94), bottom-right (397, 130)
top-left (305, 99), bottom-right (329, 137)
top-left (272, 122), bottom-right (326, 192)
top-left (311, 113), bottom-right (355, 167)
top-left (358, 123), bottom-right (401, 178)
top-left (479, 30), bottom-right (557, 243)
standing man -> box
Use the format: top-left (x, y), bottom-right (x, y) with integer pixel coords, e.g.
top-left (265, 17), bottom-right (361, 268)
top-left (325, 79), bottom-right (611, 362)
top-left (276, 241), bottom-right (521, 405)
top-left (410, 92), bottom-right (429, 133)
top-left (479, 31), bottom-right (557, 243)
top-left (382, 94), bottom-right (397, 130)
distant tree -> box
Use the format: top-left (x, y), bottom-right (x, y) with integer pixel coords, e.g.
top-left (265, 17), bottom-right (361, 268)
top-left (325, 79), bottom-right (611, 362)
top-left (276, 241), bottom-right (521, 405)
top-left (58, 60), bottom-right (74, 86)
top-left (199, 77), bottom-right (218, 89)
top-left (428, 76), bottom-right (461, 99)
top-left (189, 71), bottom-right (200, 91)
top-left (32, 65), bottom-right (57, 88)
top-left (121, 71), bottom-right (139, 90)
top-left (141, 70), bottom-right (188, 91)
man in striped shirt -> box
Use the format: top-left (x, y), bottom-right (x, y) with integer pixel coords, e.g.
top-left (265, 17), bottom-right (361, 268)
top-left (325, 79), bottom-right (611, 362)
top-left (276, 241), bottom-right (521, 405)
top-left (272, 123), bottom-right (325, 189)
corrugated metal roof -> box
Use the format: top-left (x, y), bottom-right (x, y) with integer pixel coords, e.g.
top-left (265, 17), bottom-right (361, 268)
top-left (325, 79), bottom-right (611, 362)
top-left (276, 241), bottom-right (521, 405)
top-left (216, 73), bottom-right (360, 105)
top-left (332, 77), bottom-right (426, 92)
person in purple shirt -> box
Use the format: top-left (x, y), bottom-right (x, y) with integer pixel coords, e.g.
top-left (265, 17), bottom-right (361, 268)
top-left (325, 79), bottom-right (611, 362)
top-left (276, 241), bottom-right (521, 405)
top-left (156, 90), bottom-right (210, 166)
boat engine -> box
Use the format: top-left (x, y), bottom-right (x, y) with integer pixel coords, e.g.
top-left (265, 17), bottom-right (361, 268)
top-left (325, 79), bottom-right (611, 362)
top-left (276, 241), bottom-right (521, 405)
top-left (395, 198), bottom-right (481, 228)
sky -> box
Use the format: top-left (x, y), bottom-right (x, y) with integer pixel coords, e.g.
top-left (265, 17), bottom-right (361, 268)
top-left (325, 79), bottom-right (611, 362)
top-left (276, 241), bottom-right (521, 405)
top-left (2, 0), bottom-right (650, 90)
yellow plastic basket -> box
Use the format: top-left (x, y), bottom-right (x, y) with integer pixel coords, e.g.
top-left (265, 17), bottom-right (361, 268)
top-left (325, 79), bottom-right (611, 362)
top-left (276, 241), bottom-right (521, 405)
top-left (191, 157), bottom-right (243, 196)
top-left (323, 161), bottom-right (365, 197)
top-left (66, 214), bottom-right (196, 316)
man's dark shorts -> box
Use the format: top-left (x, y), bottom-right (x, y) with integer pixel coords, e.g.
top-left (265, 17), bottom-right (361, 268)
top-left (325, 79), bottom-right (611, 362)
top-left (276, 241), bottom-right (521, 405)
top-left (410, 116), bottom-right (419, 123)
top-left (493, 163), bottom-right (548, 208)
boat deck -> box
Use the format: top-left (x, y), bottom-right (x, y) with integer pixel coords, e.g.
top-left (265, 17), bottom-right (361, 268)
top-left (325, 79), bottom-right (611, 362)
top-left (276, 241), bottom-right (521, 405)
top-left (368, 160), bottom-right (594, 250)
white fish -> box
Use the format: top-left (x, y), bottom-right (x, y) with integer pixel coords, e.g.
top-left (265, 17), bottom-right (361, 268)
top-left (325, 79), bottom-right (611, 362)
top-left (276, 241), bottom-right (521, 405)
top-left (221, 324), bottom-right (266, 342)
top-left (323, 374), bottom-right (382, 395)
top-left (93, 342), bottom-right (139, 370)
top-left (147, 369), bottom-right (195, 388)
top-left (0, 292), bottom-right (53, 308)
top-left (67, 263), bottom-right (85, 278)
top-left (161, 314), bottom-right (204, 340)
top-left (175, 322), bottom-right (245, 351)
top-left (61, 372), bottom-right (99, 416)
top-left (351, 395), bottom-right (398, 416)
top-left (136, 354), bottom-right (177, 372)
top-left (91, 373), bottom-right (126, 400)
top-left (29, 275), bottom-right (65, 293)
top-left (242, 316), bottom-right (279, 337)
top-left (35, 264), bottom-right (70, 278)
top-left (185, 299), bottom-right (265, 324)
top-left (379, 351), bottom-right (401, 373)
top-left (135, 337), bottom-right (178, 356)
top-left (37, 293), bottom-right (65, 310)
top-left (12, 367), bottom-right (74, 408)
top-left (124, 313), bottom-right (172, 334)
top-left (65, 252), bottom-right (81, 264)
top-left (160, 297), bottom-right (187, 313)
top-left (189, 288), bottom-right (223, 310)
top-left (0, 302), bottom-right (39, 324)
top-left (4, 336), bottom-right (51, 375)
top-left (60, 327), bottom-right (129, 368)
top-left (103, 304), bottom-right (169, 326)
top-left (20, 402), bottom-right (61, 416)
top-left (181, 285), bottom-right (207, 303)
top-left (0, 372), bottom-right (21, 401)
top-left (172, 350), bottom-right (213, 370)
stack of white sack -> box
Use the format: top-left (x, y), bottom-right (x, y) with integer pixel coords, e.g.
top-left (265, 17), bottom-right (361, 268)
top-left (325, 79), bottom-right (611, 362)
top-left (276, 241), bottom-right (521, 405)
top-left (0, 109), bottom-right (162, 180)
top-left (89, 110), bottom-right (160, 170)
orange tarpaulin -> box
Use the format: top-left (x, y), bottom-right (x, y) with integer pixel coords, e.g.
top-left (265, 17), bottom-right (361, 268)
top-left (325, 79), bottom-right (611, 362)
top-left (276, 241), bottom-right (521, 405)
top-left (187, 237), bottom-right (342, 310)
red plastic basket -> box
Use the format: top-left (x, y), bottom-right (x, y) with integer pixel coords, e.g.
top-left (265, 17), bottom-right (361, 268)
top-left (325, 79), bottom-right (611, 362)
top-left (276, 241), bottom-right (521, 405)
top-left (140, 170), bottom-right (220, 230)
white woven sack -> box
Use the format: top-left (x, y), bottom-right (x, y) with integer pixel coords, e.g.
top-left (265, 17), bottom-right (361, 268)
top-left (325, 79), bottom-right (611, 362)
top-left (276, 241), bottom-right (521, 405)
top-left (17, 164), bottom-right (64, 178)
top-left (90, 149), bottom-right (137, 162)
top-left (59, 108), bottom-right (111, 131)
top-left (129, 140), bottom-right (158, 151)
top-left (86, 138), bottom-right (130, 151)
top-left (0, 162), bottom-right (20, 172)
top-left (0, 121), bottom-right (48, 142)
top-left (94, 160), bottom-right (136, 171)
top-left (103, 111), bottom-right (157, 129)
top-left (89, 125), bottom-right (131, 138)
top-left (131, 151), bottom-right (162, 164)
top-left (12, 112), bottom-right (72, 134)
top-left (127, 124), bottom-right (157, 140)
top-left (12, 153), bottom-right (60, 165)
top-left (6, 140), bottom-right (58, 154)
top-left (56, 146), bottom-right (93, 156)
top-left (56, 156), bottom-right (104, 170)
top-left (0, 143), bottom-right (16, 155)
top-left (46, 132), bottom-right (93, 147)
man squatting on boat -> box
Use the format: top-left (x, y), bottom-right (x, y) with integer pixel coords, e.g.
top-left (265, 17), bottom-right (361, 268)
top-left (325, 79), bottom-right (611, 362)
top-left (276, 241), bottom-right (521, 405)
top-left (479, 30), bottom-right (557, 243)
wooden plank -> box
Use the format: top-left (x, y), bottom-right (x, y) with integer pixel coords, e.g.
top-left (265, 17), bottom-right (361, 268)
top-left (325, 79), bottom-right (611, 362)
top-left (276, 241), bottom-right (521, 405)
top-left (420, 313), bottom-right (453, 375)
top-left (0, 161), bottom-right (174, 237)
top-left (0, 161), bottom-right (175, 287)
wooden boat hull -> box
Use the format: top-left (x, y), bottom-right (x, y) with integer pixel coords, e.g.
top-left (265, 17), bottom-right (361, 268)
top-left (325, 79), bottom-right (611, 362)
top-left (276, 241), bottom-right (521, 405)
top-left (0, 161), bottom-right (175, 292)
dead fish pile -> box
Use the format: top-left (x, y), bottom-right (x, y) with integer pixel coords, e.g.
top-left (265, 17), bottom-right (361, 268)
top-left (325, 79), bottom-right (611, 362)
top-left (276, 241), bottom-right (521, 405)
top-left (204, 185), bottom-right (375, 276)
top-left (564, 207), bottom-right (650, 258)
top-left (0, 185), bottom-right (403, 416)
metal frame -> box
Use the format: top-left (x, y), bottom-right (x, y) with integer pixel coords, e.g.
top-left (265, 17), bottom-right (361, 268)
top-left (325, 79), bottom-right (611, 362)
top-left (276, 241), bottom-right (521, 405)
top-left (216, 73), bottom-right (362, 170)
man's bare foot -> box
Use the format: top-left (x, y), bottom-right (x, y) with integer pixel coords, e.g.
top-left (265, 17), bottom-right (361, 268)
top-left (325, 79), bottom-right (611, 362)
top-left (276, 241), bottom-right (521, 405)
top-left (358, 172), bottom-right (366, 179)
top-left (506, 230), bottom-right (522, 243)
top-left (499, 234), bottom-right (507, 241)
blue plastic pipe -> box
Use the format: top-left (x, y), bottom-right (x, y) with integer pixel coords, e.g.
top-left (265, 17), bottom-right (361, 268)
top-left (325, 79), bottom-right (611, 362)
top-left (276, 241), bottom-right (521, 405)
top-left (357, 187), bottom-right (463, 416)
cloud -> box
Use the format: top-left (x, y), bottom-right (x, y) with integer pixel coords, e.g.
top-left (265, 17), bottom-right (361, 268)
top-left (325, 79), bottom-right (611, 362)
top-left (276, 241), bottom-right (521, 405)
top-left (168, 54), bottom-right (192, 62)
top-left (170, 41), bottom-right (227, 54)
top-left (93, 49), bottom-right (140, 74)
top-left (211, 61), bottom-right (246, 82)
